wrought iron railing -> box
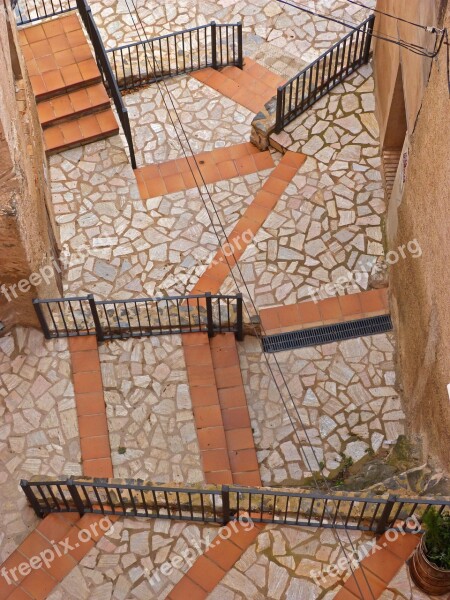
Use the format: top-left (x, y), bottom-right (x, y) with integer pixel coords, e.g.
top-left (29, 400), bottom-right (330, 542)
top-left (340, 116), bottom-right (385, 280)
top-left (21, 478), bottom-right (450, 535)
top-left (14, 0), bottom-right (75, 25)
top-left (75, 0), bottom-right (136, 168)
top-left (33, 292), bottom-right (244, 340)
top-left (107, 21), bottom-right (243, 91)
top-left (275, 15), bottom-right (375, 133)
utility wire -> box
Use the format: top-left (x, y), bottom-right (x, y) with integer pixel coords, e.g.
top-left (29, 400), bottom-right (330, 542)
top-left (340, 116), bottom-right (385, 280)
top-left (276, 0), bottom-right (446, 58)
top-left (120, 2), bottom-right (378, 597)
top-left (341, 0), bottom-right (429, 30)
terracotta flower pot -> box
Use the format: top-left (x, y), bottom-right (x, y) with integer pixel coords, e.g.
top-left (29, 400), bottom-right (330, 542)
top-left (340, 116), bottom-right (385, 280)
top-left (409, 536), bottom-right (450, 596)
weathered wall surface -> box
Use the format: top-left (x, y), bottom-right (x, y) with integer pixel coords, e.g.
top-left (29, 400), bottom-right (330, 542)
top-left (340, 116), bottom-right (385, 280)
top-left (0, 0), bottom-right (60, 331)
top-left (373, 0), bottom-right (450, 466)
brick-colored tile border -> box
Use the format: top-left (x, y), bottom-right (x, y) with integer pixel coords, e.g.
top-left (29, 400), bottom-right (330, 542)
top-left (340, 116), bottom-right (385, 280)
top-left (260, 289), bottom-right (389, 334)
top-left (68, 336), bottom-right (113, 478)
top-left (191, 57), bottom-right (285, 113)
top-left (167, 520), bottom-right (264, 599)
top-left (210, 334), bottom-right (261, 486)
top-left (334, 531), bottom-right (420, 600)
top-left (182, 333), bottom-right (233, 485)
top-left (134, 142), bottom-right (274, 200)
top-left (0, 513), bottom-right (118, 600)
top-left (192, 151), bottom-right (306, 295)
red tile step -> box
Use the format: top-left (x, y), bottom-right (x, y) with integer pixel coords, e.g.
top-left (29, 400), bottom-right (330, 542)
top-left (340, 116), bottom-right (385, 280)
top-left (260, 288), bottom-right (390, 335)
top-left (191, 57), bottom-right (285, 113)
top-left (43, 108), bottom-right (119, 154)
top-left (0, 512), bottom-right (118, 600)
top-left (210, 333), bottom-right (261, 487)
top-left (334, 531), bottom-right (420, 600)
top-left (167, 519), bottom-right (264, 599)
top-left (37, 83), bottom-right (110, 127)
top-left (68, 336), bottom-right (113, 478)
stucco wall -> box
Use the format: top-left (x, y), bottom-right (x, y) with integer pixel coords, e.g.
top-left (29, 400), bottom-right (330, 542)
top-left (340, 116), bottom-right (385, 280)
top-left (0, 0), bottom-right (60, 331)
top-left (373, 1), bottom-right (450, 467)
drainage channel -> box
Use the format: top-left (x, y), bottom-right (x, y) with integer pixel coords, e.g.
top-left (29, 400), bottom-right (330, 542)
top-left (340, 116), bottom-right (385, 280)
top-left (262, 315), bottom-right (393, 353)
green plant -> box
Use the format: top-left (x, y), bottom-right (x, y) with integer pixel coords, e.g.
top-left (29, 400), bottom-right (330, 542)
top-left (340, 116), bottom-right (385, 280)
top-left (422, 508), bottom-right (450, 570)
top-left (118, 446), bottom-right (127, 455)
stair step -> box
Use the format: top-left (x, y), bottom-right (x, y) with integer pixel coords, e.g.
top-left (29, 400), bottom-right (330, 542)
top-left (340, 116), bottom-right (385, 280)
top-left (43, 108), bottom-right (119, 154)
top-left (37, 83), bottom-right (111, 127)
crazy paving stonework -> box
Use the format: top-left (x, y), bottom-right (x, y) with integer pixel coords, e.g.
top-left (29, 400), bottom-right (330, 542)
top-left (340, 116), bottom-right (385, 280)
top-left (238, 333), bottom-right (404, 485)
top-left (220, 65), bottom-right (386, 308)
top-left (99, 336), bottom-right (204, 484)
top-left (0, 328), bottom-right (82, 563)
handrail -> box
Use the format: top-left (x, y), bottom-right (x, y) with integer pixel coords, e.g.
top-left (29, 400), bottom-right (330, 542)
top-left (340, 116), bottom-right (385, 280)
top-left (75, 0), bottom-right (136, 168)
top-left (275, 14), bottom-right (375, 133)
top-left (21, 477), bottom-right (450, 535)
top-left (14, 0), bottom-right (76, 26)
top-left (33, 292), bottom-right (244, 341)
top-left (106, 21), bottom-right (244, 91)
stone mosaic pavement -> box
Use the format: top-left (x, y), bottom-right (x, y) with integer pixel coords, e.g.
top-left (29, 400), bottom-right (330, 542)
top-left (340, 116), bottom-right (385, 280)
top-left (91, 0), bottom-right (374, 78)
top-left (44, 518), bottom-right (378, 600)
top-left (100, 336), bottom-right (204, 484)
top-left (239, 332), bottom-right (403, 485)
top-left (125, 75), bottom-right (254, 167)
top-left (0, 327), bottom-right (82, 563)
top-left (49, 137), bottom-right (276, 299)
top-left (221, 64), bottom-right (385, 308)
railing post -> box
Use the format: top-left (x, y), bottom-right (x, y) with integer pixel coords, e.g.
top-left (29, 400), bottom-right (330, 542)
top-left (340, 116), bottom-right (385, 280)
top-left (275, 86), bottom-right (283, 133)
top-left (32, 299), bottom-right (52, 339)
top-left (221, 485), bottom-right (230, 525)
top-left (363, 15), bottom-right (375, 64)
top-left (375, 494), bottom-right (396, 534)
top-left (211, 21), bottom-right (218, 69)
top-left (67, 480), bottom-right (85, 517)
top-left (237, 22), bottom-right (243, 69)
top-left (20, 480), bottom-right (45, 518)
top-left (205, 292), bottom-right (214, 338)
top-left (87, 294), bottom-right (105, 341)
top-left (122, 108), bottom-right (137, 169)
top-left (235, 293), bottom-right (244, 341)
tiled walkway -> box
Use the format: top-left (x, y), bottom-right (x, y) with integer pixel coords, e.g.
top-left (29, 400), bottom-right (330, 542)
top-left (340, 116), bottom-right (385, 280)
top-left (260, 288), bottom-right (389, 334)
top-left (18, 14), bottom-right (118, 153)
top-left (192, 151), bottom-right (306, 295)
top-left (0, 513), bottom-right (117, 600)
top-left (69, 336), bottom-right (113, 478)
top-left (167, 519), bottom-right (264, 599)
top-left (335, 531), bottom-right (420, 599)
top-left (191, 58), bottom-right (285, 113)
top-left (134, 142), bottom-right (274, 199)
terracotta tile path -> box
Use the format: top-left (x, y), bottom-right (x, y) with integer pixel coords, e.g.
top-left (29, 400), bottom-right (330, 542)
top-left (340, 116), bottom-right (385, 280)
top-left (260, 288), bottom-right (390, 335)
top-left (19, 14), bottom-right (118, 153)
top-left (192, 151), bottom-right (307, 295)
top-left (191, 57), bottom-right (285, 113)
top-left (167, 519), bottom-right (265, 599)
top-left (0, 513), bottom-right (117, 600)
top-left (134, 142), bottom-right (274, 200)
top-left (68, 336), bottom-right (113, 478)
top-left (335, 531), bottom-right (421, 599)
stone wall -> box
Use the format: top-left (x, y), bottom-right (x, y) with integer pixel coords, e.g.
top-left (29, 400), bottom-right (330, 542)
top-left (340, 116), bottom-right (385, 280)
top-left (0, 0), bottom-right (60, 332)
top-left (373, 1), bottom-right (450, 467)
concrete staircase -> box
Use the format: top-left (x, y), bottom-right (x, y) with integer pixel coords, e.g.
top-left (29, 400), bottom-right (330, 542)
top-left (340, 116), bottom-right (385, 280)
top-left (191, 57), bottom-right (285, 113)
top-left (18, 13), bottom-right (119, 154)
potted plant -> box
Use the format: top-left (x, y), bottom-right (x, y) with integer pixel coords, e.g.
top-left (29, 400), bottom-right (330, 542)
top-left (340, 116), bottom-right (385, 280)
top-left (409, 507), bottom-right (450, 596)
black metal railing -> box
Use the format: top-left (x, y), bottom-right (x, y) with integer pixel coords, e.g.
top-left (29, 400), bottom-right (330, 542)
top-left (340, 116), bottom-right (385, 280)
top-left (33, 292), bottom-right (244, 340)
top-left (107, 21), bottom-right (243, 91)
top-left (21, 478), bottom-right (450, 535)
top-left (275, 15), bottom-right (375, 133)
top-left (14, 0), bottom-right (75, 25)
top-left (75, 0), bottom-right (136, 168)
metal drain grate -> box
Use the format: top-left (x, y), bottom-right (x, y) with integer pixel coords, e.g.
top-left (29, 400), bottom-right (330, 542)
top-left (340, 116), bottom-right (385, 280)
top-left (263, 315), bottom-right (393, 353)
